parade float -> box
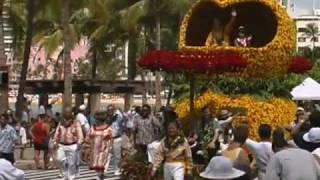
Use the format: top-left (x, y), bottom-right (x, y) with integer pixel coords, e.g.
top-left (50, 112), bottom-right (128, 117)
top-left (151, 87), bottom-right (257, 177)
top-left (139, 0), bottom-right (313, 137)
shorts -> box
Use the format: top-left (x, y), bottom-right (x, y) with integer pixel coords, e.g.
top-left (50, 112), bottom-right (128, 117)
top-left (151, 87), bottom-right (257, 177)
top-left (34, 143), bottom-right (49, 151)
top-left (0, 152), bottom-right (14, 164)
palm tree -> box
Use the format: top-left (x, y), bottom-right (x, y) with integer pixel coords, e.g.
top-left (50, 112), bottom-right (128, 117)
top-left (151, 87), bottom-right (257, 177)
top-left (60, 0), bottom-right (73, 110)
top-left (15, 0), bottom-right (36, 120)
top-left (304, 23), bottom-right (320, 60)
top-left (122, 0), bottom-right (194, 110)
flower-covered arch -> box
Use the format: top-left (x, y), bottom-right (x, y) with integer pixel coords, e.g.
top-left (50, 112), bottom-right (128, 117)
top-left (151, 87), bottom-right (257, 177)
top-left (179, 0), bottom-right (297, 78)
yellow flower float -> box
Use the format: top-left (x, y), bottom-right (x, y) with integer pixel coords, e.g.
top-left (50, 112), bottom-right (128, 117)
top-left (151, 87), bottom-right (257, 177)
top-left (179, 0), bottom-right (297, 78)
top-left (175, 92), bottom-right (297, 139)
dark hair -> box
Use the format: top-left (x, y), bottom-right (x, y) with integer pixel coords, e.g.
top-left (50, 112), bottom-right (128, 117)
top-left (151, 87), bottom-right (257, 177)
top-left (233, 125), bottom-right (249, 144)
top-left (94, 111), bottom-right (107, 122)
top-left (165, 120), bottom-right (180, 132)
top-left (309, 111), bottom-right (320, 127)
top-left (142, 104), bottom-right (151, 111)
top-left (1, 113), bottom-right (8, 120)
top-left (272, 128), bottom-right (288, 152)
top-left (164, 120), bottom-right (185, 148)
top-left (258, 124), bottom-right (272, 140)
top-left (21, 121), bottom-right (27, 127)
top-left (134, 106), bottom-right (141, 115)
top-left (38, 114), bottom-right (46, 120)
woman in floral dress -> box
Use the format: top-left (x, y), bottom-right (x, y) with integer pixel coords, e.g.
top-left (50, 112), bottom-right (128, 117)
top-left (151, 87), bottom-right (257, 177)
top-left (84, 111), bottom-right (113, 180)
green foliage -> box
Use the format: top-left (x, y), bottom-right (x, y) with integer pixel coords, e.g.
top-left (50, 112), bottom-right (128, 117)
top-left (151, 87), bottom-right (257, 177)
top-left (170, 64), bottom-right (320, 101)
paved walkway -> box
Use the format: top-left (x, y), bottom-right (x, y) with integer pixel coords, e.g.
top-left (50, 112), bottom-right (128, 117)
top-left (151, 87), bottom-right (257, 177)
top-left (24, 166), bottom-right (120, 180)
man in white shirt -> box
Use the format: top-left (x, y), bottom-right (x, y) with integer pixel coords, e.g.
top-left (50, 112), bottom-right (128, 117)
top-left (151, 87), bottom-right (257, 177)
top-left (265, 128), bottom-right (320, 180)
top-left (75, 104), bottom-right (89, 177)
top-left (245, 124), bottom-right (273, 180)
top-left (0, 158), bottom-right (25, 180)
top-left (76, 105), bottom-right (90, 134)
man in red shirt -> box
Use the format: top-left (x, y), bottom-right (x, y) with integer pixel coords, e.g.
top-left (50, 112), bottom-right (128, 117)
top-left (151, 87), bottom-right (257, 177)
top-left (29, 114), bottom-right (50, 169)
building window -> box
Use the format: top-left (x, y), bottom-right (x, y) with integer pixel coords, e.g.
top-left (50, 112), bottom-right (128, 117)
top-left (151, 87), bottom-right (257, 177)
top-left (298, 37), bottom-right (306, 42)
top-left (314, 37), bottom-right (318, 42)
top-left (298, 28), bottom-right (307, 33)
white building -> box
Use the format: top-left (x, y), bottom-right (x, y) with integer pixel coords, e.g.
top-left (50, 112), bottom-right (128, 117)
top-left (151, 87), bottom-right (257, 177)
top-left (295, 16), bottom-right (320, 51)
top-left (280, 0), bottom-right (320, 51)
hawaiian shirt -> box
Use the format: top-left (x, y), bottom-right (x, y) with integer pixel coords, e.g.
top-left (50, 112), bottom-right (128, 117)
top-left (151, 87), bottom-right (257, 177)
top-left (134, 115), bottom-right (161, 145)
top-left (0, 125), bottom-right (18, 153)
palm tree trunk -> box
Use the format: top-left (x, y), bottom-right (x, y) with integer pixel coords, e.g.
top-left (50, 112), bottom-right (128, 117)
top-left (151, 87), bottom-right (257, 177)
top-left (89, 47), bottom-right (99, 114)
top-left (0, 0), bottom-right (8, 112)
top-left (16, 0), bottom-right (35, 120)
top-left (61, 0), bottom-right (72, 111)
top-left (155, 15), bottom-right (162, 111)
top-left (125, 35), bottom-right (137, 111)
top-left (141, 70), bottom-right (147, 105)
top-left (166, 74), bottom-right (174, 107)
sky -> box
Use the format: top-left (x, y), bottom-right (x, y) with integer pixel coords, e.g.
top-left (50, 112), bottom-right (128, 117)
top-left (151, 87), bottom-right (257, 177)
top-left (287, 0), bottom-right (320, 17)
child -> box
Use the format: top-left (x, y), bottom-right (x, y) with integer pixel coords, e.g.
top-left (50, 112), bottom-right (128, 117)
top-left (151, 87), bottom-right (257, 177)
top-left (84, 111), bottom-right (113, 180)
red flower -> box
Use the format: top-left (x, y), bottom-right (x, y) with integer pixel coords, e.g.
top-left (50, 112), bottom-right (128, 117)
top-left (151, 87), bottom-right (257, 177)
top-left (138, 50), bottom-right (248, 73)
top-left (288, 57), bottom-right (313, 73)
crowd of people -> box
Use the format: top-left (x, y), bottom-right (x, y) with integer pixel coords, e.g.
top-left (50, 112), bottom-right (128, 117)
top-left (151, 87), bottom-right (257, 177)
top-left (0, 102), bottom-right (320, 180)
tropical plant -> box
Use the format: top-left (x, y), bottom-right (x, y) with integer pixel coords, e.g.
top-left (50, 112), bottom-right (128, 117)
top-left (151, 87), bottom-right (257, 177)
top-left (303, 23), bottom-right (320, 60)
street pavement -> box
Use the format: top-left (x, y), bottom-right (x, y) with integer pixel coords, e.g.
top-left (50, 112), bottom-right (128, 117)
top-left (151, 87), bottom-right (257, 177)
top-left (14, 147), bottom-right (120, 180)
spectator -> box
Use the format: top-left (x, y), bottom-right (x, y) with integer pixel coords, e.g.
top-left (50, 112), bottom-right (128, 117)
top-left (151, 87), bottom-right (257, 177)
top-left (293, 111), bottom-right (320, 152)
top-left (106, 104), bottom-right (126, 175)
top-left (222, 125), bottom-right (251, 179)
top-left (0, 114), bottom-right (18, 164)
top-left (151, 120), bottom-right (193, 180)
top-left (199, 106), bottom-right (222, 159)
top-left (19, 121), bottom-right (28, 160)
top-left (0, 158), bottom-right (25, 180)
top-left (244, 124), bottom-right (273, 180)
top-left (76, 104), bottom-right (90, 135)
top-left (134, 104), bottom-right (161, 160)
top-left (46, 104), bottom-right (53, 118)
top-left (265, 128), bottom-right (320, 180)
top-left (29, 114), bottom-right (50, 169)
top-left (200, 156), bottom-right (246, 180)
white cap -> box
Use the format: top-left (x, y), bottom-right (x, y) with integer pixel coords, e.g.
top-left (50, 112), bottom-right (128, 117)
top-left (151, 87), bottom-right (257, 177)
top-left (79, 104), bottom-right (86, 111)
top-left (297, 107), bottom-right (305, 112)
top-left (200, 156), bottom-right (245, 179)
top-left (303, 128), bottom-right (320, 143)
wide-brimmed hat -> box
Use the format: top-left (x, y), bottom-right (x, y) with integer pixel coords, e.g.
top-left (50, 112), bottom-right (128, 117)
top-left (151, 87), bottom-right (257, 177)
top-left (79, 104), bottom-right (86, 111)
top-left (200, 156), bottom-right (245, 179)
top-left (220, 109), bottom-right (232, 118)
top-left (303, 128), bottom-right (320, 143)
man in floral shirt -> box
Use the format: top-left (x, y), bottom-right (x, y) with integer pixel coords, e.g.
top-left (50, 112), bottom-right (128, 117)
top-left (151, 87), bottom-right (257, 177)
top-left (0, 114), bottom-right (18, 164)
top-left (134, 104), bottom-right (161, 159)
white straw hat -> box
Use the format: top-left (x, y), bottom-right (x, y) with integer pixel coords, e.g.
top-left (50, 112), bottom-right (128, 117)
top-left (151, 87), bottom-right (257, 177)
top-left (79, 104), bottom-right (86, 111)
top-left (200, 156), bottom-right (245, 179)
top-left (303, 128), bottom-right (320, 143)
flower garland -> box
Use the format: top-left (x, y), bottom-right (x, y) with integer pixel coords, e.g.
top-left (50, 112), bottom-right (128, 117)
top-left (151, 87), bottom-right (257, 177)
top-left (164, 134), bottom-right (186, 150)
top-left (138, 51), bottom-right (312, 74)
top-left (138, 50), bottom-right (248, 73)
